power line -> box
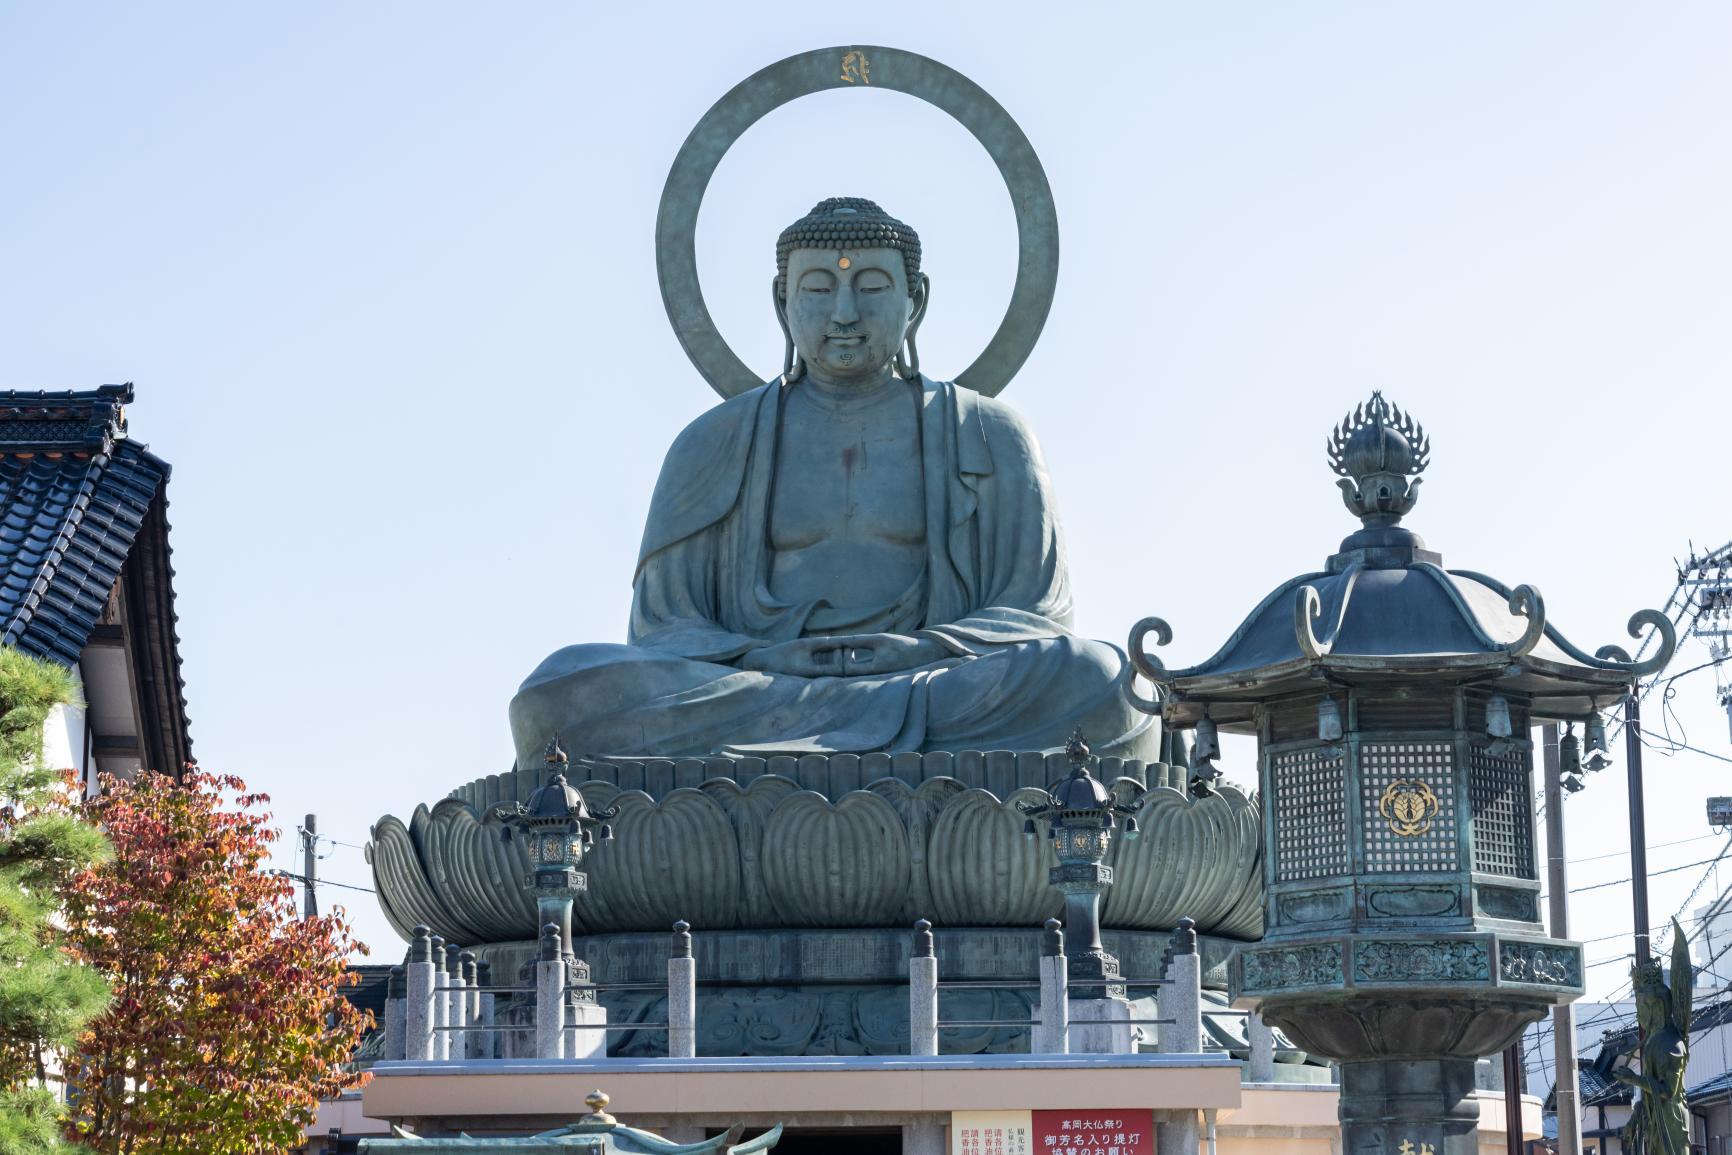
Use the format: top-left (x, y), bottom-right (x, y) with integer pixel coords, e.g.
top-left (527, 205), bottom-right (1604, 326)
top-left (1641, 733), bottom-right (1732, 767)
top-left (1525, 838), bottom-right (1732, 1063)
top-left (1541, 852), bottom-right (1728, 899)
top-left (271, 868), bottom-right (376, 896)
top-left (318, 836), bottom-right (368, 852)
top-left (1565, 832), bottom-right (1722, 866)
top-left (1569, 884), bottom-right (1732, 1061)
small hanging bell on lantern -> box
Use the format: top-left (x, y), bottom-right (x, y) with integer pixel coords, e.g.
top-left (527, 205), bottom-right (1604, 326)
top-left (1023, 817), bottom-right (1038, 842)
top-left (1193, 710), bottom-right (1221, 764)
top-left (1583, 713), bottom-right (1612, 771)
top-left (1560, 724), bottom-right (1581, 778)
top-left (1318, 697), bottom-right (1343, 743)
top-left (1486, 693), bottom-right (1513, 739)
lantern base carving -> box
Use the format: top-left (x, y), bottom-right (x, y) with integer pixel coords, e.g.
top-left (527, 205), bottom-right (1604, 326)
top-left (1255, 995), bottom-right (1547, 1062)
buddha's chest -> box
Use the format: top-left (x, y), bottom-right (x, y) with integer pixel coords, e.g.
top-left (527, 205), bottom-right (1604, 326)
top-left (768, 391), bottom-right (927, 553)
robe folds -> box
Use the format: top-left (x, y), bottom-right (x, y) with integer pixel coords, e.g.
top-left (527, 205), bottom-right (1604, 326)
top-left (508, 377), bottom-right (1156, 765)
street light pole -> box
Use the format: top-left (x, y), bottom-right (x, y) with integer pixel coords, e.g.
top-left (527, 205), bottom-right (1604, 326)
top-left (1543, 724), bottom-right (1581, 1155)
top-left (1626, 691), bottom-right (1652, 967)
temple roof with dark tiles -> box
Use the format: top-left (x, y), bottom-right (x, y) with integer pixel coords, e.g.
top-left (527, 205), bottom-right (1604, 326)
top-left (0, 384), bottom-right (191, 767)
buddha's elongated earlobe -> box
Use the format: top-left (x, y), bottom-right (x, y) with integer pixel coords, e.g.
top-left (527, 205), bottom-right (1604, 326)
top-left (895, 274), bottom-right (931, 379)
top-left (773, 276), bottom-right (804, 383)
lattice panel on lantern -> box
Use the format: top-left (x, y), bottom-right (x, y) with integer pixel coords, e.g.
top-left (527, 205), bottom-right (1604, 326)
top-left (1360, 741), bottom-right (1459, 872)
top-left (1272, 747), bottom-right (1348, 882)
top-left (1468, 744), bottom-right (1534, 879)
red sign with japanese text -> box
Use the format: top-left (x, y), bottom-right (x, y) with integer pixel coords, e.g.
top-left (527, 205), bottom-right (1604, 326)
top-left (1030, 1109), bottom-right (1153, 1155)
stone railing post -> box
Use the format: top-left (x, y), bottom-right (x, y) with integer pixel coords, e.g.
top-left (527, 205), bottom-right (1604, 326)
top-left (405, 927), bottom-right (437, 1062)
top-left (445, 944), bottom-right (467, 1061)
top-left (535, 923), bottom-right (565, 1060)
top-left (428, 934), bottom-right (449, 1060)
top-left (383, 964), bottom-right (406, 1061)
top-left (458, 951), bottom-right (477, 1060)
top-left (1035, 918), bottom-right (1069, 1054)
top-left (668, 921), bottom-right (696, 1058)
top-left (1159, 917), bottom-right (1202, 1054)
top-left (1248, 1010), bottom-right (1275, 1082)
top-left (473, 960), bottom-right (495, 1060)
top-left (909, 919), bottom-right (938, 1056)
top-left (1157, 917), bottom-right (1203, 1155)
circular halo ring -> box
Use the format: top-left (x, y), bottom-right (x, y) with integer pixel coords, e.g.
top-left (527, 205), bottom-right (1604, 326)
top-left (656, 45), bottom-right (1059, 399)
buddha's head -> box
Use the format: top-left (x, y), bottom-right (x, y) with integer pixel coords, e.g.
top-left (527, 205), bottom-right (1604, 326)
top-left (774, 197), bottom-right (930, 385)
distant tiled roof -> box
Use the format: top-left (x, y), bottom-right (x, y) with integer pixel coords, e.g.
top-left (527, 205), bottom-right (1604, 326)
top-left (1689, 1069), bottom-right (1732, 1106)
top-left (0, 384), bottom-right (190, 759)
top-left (342, 964), bottom-right (394, 1022)
top-left (1598, 994), bottom-right (1732, 1060)
top-left (1545, 1060), bottom-right (1627, 1110)
top-left (342, 964), bottom-right (394, 1063)
top-left (1582, 1063), bottom-right (1630, 1106)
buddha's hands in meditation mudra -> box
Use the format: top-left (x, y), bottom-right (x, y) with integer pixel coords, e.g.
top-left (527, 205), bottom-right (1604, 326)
top-left (508, 198), bottom-right (1157, 763)
top-left (740, 633), bottom-right (951, 678)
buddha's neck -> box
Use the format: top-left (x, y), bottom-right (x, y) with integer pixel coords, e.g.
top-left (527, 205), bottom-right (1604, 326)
top-left (798, 369), bottom-right (908, 409)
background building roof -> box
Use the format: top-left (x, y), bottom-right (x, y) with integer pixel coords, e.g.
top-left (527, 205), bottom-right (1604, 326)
top-left (0, 384), bottom-right (191, 773)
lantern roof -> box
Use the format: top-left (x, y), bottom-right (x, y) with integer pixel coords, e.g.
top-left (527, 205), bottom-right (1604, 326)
top-left (1050, 765), bottom-right (1113, 811)
top-left (1131, 393), bottom-right (1674, 729)
top-left (524, 773), bottom-right (592, 820)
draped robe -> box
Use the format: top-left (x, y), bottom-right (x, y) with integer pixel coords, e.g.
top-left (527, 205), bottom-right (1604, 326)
top-left (508, 377), bottom-right (1155, 765)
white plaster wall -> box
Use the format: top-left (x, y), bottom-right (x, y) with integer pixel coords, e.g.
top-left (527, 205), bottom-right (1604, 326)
top-left (40, 665), bottom-right (91, 794)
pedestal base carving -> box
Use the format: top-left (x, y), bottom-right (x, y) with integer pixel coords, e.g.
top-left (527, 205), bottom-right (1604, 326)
top-left (1338, 1058), bottom-right (1481, 1155)
top-left (1259, 995), bottom-right (1547, 1062)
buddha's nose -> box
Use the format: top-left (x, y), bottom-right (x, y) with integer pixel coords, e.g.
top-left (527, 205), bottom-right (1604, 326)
top-left (832, 282), bottom-right (861, 325)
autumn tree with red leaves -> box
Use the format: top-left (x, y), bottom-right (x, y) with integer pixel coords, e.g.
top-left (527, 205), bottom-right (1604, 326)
top-left (62, 770), bottom-right (370, 1154)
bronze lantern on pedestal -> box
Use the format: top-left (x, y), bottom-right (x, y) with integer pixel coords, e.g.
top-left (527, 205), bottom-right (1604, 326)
top-left (1127, 393), bottom-right (1673, 1153)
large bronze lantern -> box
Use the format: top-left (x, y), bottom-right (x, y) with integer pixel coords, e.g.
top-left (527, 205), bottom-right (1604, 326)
top-left (1127, 393), bottom-right (1674, 1152)
top-left (496, 738), bottom-right (616, 961)
top-left (1020, 731), bottom-right (1142, 994)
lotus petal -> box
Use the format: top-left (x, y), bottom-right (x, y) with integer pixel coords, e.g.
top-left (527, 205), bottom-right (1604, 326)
top-left (763, 790), bottom-right (910, 927)
top-left (422, 799), bottom-right (536, 943)
top-left (701, 775), bottom-right (799, 927)
top-left (928, 787), bottom-right (1062, 927)
top-left (1103, 784), bottom-right (1263, 937)
top-left (368, 812), bottom-right (445, 941)
top-left (867, 776), bottom-right (966, 922)
top-left (581, 788), bottom-right (741, 932)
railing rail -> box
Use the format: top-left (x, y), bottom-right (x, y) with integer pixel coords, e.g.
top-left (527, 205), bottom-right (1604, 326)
top-left (385, 913), bottom-right (1209, 1064)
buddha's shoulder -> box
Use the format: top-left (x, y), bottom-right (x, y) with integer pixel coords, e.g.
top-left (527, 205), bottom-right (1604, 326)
top-left (954, 387), bottom-right (1045, 457)
top-left (662, 382), bottom-right (775, 464)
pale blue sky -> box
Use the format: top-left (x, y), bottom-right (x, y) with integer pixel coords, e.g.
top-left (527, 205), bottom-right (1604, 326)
top-left (3, 4), bottom-right (1728, 1003)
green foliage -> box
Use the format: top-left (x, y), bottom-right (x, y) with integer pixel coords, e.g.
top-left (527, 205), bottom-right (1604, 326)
top-left (0, 647), bottom-right (113, 1152)
top-left (0, 1087), bottom-right (75, 1154)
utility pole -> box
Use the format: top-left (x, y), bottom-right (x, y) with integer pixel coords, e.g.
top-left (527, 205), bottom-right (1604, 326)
top-left (301, 813), bottom-right (318, 919)
top-left (1543, 723), bottom-right (1581, 1155)
top-left (1501, 1044), bottom-right (1524, 1155)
